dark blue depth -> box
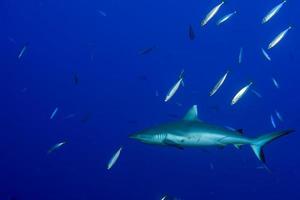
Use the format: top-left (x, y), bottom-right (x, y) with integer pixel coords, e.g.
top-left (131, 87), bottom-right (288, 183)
top-left (0, 0), bottom-right (299, 199)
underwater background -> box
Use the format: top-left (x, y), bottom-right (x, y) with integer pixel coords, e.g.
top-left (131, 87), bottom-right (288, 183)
top-left (1, 0), bottom-right (299, 199)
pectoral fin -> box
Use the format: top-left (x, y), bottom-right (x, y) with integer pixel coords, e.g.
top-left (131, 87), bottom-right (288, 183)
top-left (163, 139), bottom-right (184, 150)
top-left (234, 144), bottom-right (243, 149)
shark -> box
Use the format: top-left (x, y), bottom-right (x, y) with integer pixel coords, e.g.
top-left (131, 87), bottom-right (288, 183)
top-left (129, 105), bottom-right (294, 163)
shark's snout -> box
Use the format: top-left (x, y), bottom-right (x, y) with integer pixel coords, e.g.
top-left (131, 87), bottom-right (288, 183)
top-left (129, 131), bottom-right (157, 144)
top-left (128, 133), bottom-right (139, 139)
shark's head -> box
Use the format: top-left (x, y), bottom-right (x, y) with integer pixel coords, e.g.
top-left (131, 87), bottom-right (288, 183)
top-left (129, 105), bottom-right (199, 146)
top-left (129, 127), bottom-right (167, 145)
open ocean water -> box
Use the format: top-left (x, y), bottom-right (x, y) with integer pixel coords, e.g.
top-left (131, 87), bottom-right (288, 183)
top-left (1, 0), bottom-right (300, 199)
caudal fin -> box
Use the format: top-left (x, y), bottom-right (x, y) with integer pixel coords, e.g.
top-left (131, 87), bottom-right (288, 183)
top-left (250, 129), bottom-right (294, 163)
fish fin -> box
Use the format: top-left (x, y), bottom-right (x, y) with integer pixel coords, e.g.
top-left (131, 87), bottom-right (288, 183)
top-left (163, 139), bottom-right (184, 150)
top-left (236, 129), bottom-right (244, 134)
top-left (250, 129), bottom-right (294, 163)
top-left (183, 105), bottom-right (199, 121)
top-left (179, 69), bottom-right (184, 80)
top-left (234, 144), bottom-right (243, 149)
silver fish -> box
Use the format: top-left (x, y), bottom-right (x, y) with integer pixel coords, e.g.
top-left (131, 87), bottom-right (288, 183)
top-left (261, 48), bottom-right (271, 61)
top-left (164, 70), bottom-right (184, 102)
top-left (107, 147), bottom-right (122, 170)
top-left (50, 107), bottom-right (59, 120)
top-left (63, 113), bottom-right (76, 120)
top-left (231, 82), bottom-right (253, 105)
top-left (18, 45), bottom-right (27, 59)
top-left (272, 77), bottom-right (280, 89)
top-left (268, 26), bottom-right (292, 49)
top-left (48, 141), bottom-right (66, 154)
top-left (217, 11), bottom-right (237, 26)
top-left (97, 10), bottom-right (107, 17)
top-left (209, 70), bottom-right (229, 96)
top-left (262, 1), bottom-right (286, 24)
top-left (161, 195), bottom-right (168, 200)
top-left (201, 1), bottom-right (225, 26)
top-left (238, 47), bottom-right (243, 64)
top-left (275, 110), bottom-right (284, 122)
top-left (270, 114), bottom-right (277, 128)
top-left (251, 89), bottom-right (262, 98)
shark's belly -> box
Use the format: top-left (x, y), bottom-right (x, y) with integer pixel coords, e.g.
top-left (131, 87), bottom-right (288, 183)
top-left (167, 133), bottom-right (226, 147)
top-left (167, 132), bottom-right (250, 147)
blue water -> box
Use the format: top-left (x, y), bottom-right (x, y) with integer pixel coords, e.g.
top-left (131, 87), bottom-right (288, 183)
top-left (1, 0), bottom-right (299, 199)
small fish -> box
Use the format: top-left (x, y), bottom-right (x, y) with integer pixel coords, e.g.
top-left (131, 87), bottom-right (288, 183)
top-left (50, 107), bottom-right (59, 120)
top-left (48, 141), bottom-right (66, 154)
top-left (107, 147), bottom-right (122, 170)
top-left (270, 114), bottom-right (276, 128)
top-left (63, 113), bottom-right (76, 120)
top-left (261, 48), bottom-right (271, 61)
top-left (175, 102), bottom-right (183, 107)
top-left (262, 1), bottom-right (286, 24)
top-left (155, 90), bottom-right (159, 97)
top-left (201, 1), bottom-right (225, 26)
top-left (189, 25), bottom-right (196, 40)
top-left (18, 44), bottom-right (28, 60)
top-left (251, 89), bottom-right (262, 98)
top-left (164, 70), bottom-right (184, 102)
top-left (161, 195), bottom-right (168, 200)
top-left (97, 10), bottom-right (107, 17)
top-left (275, 110), bottom-right (284, 122)
top-left (238, 47), bottom-right (243, 64)
top-left (231, 82), bottom-right (253, 105)
top-left (210, 70), bottom-right (229, 96)
top-left (139, 46), bottom-right (155, 55)
top-left (256, 166), bottom-right (265, 170)
top-left (272, 77), bottom-right (280, 89)
top-left (216, 11), bottom-right (237, 26)
top-left (268, 26), bottom-right (292, 49)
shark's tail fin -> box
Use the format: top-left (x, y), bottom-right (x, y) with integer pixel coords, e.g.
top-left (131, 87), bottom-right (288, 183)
top-left (250, 129), bottom-right (294, 163)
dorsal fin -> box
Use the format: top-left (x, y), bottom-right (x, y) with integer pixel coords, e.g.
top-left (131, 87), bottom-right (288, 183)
top-left (183, 105), bottom-right (198, 121)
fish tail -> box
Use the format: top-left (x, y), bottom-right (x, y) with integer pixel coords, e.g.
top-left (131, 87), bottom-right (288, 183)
top-left (250, 129), bottom-right (294, 163)
top-left (179, 69), bottom-right (184, 86)
top-left (179, 69), bottom-right (184, 80)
